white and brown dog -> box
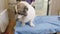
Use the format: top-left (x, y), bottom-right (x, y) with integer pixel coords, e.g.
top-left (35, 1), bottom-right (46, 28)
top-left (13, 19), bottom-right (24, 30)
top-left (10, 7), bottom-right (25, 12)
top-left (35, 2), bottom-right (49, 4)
top-left (15, 1), bottom-right (35, 27)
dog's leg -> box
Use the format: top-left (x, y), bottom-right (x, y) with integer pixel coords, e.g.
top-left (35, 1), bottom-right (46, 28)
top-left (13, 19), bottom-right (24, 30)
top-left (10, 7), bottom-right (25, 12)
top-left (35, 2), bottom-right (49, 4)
top-left (30, 19), bottom-right (35, 27)
top-left (21, 17), bottom-right (26, 26)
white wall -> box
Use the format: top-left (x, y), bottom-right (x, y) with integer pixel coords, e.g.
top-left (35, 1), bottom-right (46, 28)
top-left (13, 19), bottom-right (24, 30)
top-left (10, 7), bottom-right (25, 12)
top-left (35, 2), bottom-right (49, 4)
top-left (5, 0), bottom-right (9, 9)
top-left (0, 0), bottom-right (9, 13)
top-left (49, 0), bottom-right (60, 15)
top-left (0, 0), bottom-right (5, 12)
top-left (9, 0), bottom-right (16, 3)
top-left (35, 0), bottom-right (48, 16)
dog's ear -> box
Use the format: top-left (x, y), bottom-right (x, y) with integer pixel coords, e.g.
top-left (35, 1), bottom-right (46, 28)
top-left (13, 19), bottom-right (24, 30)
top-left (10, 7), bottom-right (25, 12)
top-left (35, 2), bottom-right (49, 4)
top-left (15, 4), bottom-right (19, 14)
top-left (24, 6), bottom-right (28, 12)
top-left (15, 5), bottom-right (18, 12)
top-left (15, 5), bottom-right (17, 14)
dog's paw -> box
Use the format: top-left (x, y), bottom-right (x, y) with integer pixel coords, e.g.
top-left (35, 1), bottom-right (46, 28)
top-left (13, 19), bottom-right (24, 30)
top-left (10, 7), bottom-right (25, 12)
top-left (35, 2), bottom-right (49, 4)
top-left (30, 23), bottom-right (35, 27)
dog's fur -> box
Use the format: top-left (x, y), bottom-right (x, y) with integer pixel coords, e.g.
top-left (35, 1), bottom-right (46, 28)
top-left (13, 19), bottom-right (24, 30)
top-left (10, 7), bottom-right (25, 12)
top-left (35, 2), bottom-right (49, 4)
top-left (15, 1), bottom-right (35, 27)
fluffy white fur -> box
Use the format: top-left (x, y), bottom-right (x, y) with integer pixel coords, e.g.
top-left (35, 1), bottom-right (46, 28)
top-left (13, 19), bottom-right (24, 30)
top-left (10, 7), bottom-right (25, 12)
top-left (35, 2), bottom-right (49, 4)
top-left (16, 1), bottom-right (35, 27)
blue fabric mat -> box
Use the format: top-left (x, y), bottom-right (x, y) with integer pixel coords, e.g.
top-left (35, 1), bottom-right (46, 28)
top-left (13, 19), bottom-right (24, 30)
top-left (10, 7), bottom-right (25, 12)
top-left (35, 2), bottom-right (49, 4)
top-left (14, 16), bottom-right (60, 34)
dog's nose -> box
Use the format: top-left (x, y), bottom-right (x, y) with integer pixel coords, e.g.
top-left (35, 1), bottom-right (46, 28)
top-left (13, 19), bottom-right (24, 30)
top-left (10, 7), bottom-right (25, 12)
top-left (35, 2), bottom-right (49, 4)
top-left (18, 13), bottom-right (27, 16)
top-left (18, 12), bottom-right (21, 14)
top-left (24, 14), bottom-right (27, 16)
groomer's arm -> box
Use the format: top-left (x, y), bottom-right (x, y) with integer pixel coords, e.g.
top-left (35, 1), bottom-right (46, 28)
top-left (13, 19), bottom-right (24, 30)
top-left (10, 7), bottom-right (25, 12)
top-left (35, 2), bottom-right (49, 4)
top-left (5, 5), bottom-right (16, 34)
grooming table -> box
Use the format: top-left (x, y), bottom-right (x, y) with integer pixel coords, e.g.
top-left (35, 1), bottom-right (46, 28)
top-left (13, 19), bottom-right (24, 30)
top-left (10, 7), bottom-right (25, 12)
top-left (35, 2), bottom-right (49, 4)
top-left (14, 16), bottom-right (60, 34)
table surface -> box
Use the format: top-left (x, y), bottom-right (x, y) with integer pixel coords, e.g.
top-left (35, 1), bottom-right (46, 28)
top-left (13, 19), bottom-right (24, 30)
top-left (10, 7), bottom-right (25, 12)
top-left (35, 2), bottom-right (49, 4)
top-left (15, 16), bottom-right (60, 34)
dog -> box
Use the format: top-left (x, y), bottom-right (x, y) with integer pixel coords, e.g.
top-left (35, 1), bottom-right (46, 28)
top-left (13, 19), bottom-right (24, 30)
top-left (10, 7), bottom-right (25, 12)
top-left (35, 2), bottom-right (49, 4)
top-left (15, 1), bottom-right (35, 27)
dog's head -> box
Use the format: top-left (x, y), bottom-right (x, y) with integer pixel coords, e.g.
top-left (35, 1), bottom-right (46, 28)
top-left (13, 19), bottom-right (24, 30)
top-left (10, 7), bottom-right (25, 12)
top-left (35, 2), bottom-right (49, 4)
top-left (15, 3), bottom-right (28, 18)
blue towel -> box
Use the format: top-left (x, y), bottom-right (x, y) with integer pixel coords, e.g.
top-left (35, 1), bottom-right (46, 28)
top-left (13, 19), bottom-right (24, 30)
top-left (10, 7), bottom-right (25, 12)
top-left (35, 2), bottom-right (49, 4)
top-left (14, 16), bottom-right (60, 34)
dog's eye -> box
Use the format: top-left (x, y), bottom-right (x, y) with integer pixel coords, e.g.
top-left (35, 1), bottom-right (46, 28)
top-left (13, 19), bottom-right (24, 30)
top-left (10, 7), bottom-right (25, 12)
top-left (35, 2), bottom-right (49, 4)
top-left (18, 12), bottom-right (21, 14)
top-left (15, 11), bottom-right (17, 14)
top-left (18, 12), bottom-right (23, 15)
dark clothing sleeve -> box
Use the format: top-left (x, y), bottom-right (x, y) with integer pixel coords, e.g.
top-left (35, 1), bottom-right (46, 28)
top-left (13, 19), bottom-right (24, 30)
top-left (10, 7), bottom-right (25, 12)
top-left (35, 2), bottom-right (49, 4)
top-left (32, 0), bottom-right (35, 2)
top-left (26, 0), bottom-right (35, 4)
